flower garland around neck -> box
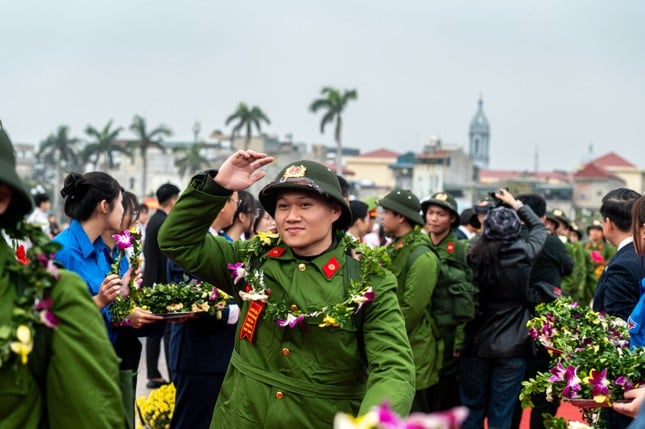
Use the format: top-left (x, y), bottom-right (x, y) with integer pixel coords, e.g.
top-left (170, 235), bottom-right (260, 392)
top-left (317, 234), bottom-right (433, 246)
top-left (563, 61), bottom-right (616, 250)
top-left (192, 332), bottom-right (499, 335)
top-left (228, 231), bottom-right (391, 331)
top-left (1, 221), bottom-right (61, 369)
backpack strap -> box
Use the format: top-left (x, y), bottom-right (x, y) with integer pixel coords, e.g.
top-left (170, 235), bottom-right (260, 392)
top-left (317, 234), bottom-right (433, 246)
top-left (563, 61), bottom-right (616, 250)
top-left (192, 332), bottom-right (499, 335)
top-left (407, 244), bottom-right (433, 270)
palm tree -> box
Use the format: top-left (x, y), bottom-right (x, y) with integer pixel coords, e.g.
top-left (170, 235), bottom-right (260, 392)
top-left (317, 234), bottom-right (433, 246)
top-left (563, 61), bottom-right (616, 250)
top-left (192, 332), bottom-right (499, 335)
top-left (309, 87), bottom-right (358, 177)
top-left (128, 115), bottom-right (172, 198)
top-left (174, 143), bottom-right (210, 179)
top-left (83, 120), bottom-right (127, 169)
top-left (225, 103), bottom-right (271, 150)
top-left (37, 125), bottom-right (81, 221)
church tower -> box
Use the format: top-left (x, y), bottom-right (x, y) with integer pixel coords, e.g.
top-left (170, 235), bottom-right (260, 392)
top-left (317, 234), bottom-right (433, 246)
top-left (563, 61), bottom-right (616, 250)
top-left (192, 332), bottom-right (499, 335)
top-left (469, 96), bottom-right (490, 169)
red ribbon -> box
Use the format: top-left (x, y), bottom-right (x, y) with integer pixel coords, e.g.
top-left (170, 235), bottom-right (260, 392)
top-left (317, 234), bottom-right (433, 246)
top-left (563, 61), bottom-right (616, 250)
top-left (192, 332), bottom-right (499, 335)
top-left (239, 301), bottom-right (265, 343)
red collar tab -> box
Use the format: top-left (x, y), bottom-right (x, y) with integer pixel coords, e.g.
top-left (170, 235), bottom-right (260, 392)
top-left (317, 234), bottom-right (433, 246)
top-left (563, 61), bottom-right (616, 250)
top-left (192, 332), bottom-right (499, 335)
top-left (267, 247), bottom-right (286, 258)
top-left (322, 256), bottom-right (341, 280)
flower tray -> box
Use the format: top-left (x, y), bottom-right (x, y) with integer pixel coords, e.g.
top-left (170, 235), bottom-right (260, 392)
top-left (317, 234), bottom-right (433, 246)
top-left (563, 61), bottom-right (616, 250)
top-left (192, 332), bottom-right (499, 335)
top-left (568, 399), bottom-right (630, 409)
top-left (160, 311), bottom-right (207, 319)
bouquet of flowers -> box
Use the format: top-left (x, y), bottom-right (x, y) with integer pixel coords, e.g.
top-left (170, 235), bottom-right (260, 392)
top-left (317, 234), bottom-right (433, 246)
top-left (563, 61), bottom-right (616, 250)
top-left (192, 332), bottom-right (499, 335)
top-left (521, 297), bottom-right (645, 424)
top-left (136, 382), bottom-right (175, 429)
top-left (333, 403), bottom-right (468, 429)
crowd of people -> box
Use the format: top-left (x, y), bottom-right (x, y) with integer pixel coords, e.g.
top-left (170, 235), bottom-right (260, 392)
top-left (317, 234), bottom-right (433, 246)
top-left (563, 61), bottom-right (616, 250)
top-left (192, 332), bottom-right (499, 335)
top-left (1, 121), bottom-right (645, 429)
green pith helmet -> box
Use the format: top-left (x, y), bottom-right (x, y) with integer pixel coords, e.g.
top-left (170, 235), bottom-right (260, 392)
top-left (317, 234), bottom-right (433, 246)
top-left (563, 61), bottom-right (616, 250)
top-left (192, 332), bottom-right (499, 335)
top-left (421, 192), bottom-right (460, 228)
top-left (0, 122), bottom-right (34, 223)
top-left (587, 219), bottom-right (603, 234)
top-left (259, 160), bottom-right (352, 230)
top-left (570, 221), bottom-right (583, 240)
top-left (549, 209), bottom-right (571, 229)
top-left (378, 189), bottom-right (424, 226)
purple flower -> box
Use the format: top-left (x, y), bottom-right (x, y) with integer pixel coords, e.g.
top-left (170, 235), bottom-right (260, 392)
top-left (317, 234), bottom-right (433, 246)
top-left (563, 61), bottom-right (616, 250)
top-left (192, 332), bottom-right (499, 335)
top-left (562, 366), bottom-right (581, 399)
top-left (542, 323), bottom-right (554, 338)
top-left (353, 287), bottom-right (375, 313)
top-left (586, 368), bottom-right (610, 403)
top-left (615, 375), bottom-right (635, 391)
top-left (209, 287), bottom-right (219, 301)
top-left (529, 328), bottom-right (539, 340)
top-left (34, 296), bottom-right (60, 329)
top-left (549, 361), bottom-right (567, 382)
top-left (227, 262), bottom-right (247, 283)
top-left (112, 230), bottom-right (134, 250)
top-left (276, 314), bottom-right (305, 328)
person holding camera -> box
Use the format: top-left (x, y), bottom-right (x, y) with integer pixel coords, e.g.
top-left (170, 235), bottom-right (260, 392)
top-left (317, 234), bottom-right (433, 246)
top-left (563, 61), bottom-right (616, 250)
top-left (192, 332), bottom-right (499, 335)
top-left (460, 189), bottom-right (546, 429)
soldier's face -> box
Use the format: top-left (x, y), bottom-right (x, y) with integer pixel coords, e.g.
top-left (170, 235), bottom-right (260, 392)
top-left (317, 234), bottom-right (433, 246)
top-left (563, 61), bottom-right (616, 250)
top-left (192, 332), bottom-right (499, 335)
top-left (274, 190), bottom-right (341, 257)
top-left (425, 205), bottom-right (454, 236)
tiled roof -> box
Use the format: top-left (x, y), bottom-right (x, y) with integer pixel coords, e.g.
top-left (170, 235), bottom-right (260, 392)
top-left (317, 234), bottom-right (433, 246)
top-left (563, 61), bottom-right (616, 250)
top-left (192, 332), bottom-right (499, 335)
top-left (591, 152), bottom-right (636, 168)
top-left (574, 162), bottom-right (622, 180)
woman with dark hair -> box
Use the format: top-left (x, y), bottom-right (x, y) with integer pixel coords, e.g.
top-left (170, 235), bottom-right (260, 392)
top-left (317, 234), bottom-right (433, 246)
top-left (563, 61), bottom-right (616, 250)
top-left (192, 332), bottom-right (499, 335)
top-left (460, 188), bottom-right (546, 429)
top-left (250, 204), bottom-right (277, 237)
top-left (223, 190), bottom-right (258, 240)
top-left (53, 173), bottom-right (160, 337)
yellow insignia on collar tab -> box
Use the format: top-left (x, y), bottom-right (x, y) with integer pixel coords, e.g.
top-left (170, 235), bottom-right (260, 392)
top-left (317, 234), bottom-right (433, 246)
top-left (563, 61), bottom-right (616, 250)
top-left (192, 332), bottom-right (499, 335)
top-left (283, 165), bottom-right (307, 178)
top-left (436, 193), bottom-right (448, 201)
top-left (553, 209), bottom-right (563, 216)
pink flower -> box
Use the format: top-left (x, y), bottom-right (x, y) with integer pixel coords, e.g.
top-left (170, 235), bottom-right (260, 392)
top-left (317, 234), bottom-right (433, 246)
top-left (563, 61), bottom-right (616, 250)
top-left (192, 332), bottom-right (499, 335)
top-left (209, 287), bottom-right (219, 301)
top-left (112, 230), bottom-right (134, 250)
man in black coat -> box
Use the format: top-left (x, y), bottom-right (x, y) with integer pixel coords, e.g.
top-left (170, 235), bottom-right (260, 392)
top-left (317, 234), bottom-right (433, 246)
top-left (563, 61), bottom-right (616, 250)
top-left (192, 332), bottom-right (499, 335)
top-left (593, 188), bottom-right (644, 429)
top-left (143, 183), bottom-right (180, 388)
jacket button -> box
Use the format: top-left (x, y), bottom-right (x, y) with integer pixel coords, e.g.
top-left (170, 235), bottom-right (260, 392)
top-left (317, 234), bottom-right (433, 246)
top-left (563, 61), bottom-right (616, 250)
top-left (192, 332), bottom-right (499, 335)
top-left (281, 347), bottom-right (290, 356)
top-left (298, 263), bottom-right (306, 272)
top-left (275, 391), bottom-right (284, 399)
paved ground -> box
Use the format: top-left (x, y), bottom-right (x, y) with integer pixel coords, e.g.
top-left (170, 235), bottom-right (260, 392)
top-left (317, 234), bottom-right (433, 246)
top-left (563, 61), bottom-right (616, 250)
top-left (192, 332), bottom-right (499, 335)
top-left (135, 337), bottom-right (170, 400)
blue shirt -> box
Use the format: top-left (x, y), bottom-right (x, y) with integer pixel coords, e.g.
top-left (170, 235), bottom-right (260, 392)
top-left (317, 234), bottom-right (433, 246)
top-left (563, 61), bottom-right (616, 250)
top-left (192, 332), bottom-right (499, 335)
top-left (53, 219), bottom-right (116, 341)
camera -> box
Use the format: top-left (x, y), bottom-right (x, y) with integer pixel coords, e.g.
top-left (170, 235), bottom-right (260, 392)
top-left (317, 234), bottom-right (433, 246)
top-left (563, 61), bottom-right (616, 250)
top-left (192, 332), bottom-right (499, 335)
top-left (488, 187), bottom-right (510, 208)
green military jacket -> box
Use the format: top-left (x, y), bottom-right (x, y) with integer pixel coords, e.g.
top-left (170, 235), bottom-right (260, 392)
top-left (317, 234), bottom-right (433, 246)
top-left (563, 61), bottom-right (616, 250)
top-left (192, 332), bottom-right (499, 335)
top-left (159, 174), bottom-right (415, 428)
top-left (561, 240), bottom-right (587, 303)
top-left (0, 241), bottom-right (124, 429)
top-left (429, 230), bottom-right (469, 375)
top-left (386, 228), bottom-right (441, 390)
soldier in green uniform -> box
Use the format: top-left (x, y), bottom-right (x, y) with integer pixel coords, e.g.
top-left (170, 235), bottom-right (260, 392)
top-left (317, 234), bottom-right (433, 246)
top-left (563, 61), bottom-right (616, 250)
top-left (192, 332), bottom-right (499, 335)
top-left (158, 151), bottom-right (415, 428)
top-left (421, 192), bottom-right (473, 411)
top-left (0, 124), bottom-right (124, 428)
top-left (378, 189), bottom-right (441, 412)
top-left (550, 210), bottom-right (587, 303)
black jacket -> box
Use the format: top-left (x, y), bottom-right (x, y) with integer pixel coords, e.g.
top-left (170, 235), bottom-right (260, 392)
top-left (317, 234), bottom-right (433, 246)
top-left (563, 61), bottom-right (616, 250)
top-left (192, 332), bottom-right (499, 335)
top-left (464, 205), bottom-right (547, 358)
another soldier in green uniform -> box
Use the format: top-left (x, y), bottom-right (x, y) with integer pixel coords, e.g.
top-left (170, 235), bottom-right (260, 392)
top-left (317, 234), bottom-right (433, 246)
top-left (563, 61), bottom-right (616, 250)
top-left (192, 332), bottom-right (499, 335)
top-left (379, 189), bottom-right (441, 412)
top-left (159, 151), bottom-right (415, 428)
top-left (0, 124), bottom-right (124, 428)
top-left (550, 210), bottom-right (587, 303)
top-left (421, 192), bottom-right (473, 411)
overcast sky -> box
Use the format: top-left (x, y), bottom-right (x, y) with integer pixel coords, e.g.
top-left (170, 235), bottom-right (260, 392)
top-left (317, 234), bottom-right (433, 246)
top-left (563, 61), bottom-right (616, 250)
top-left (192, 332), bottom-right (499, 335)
top-left (2, 1), bottom-right (643, 172)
